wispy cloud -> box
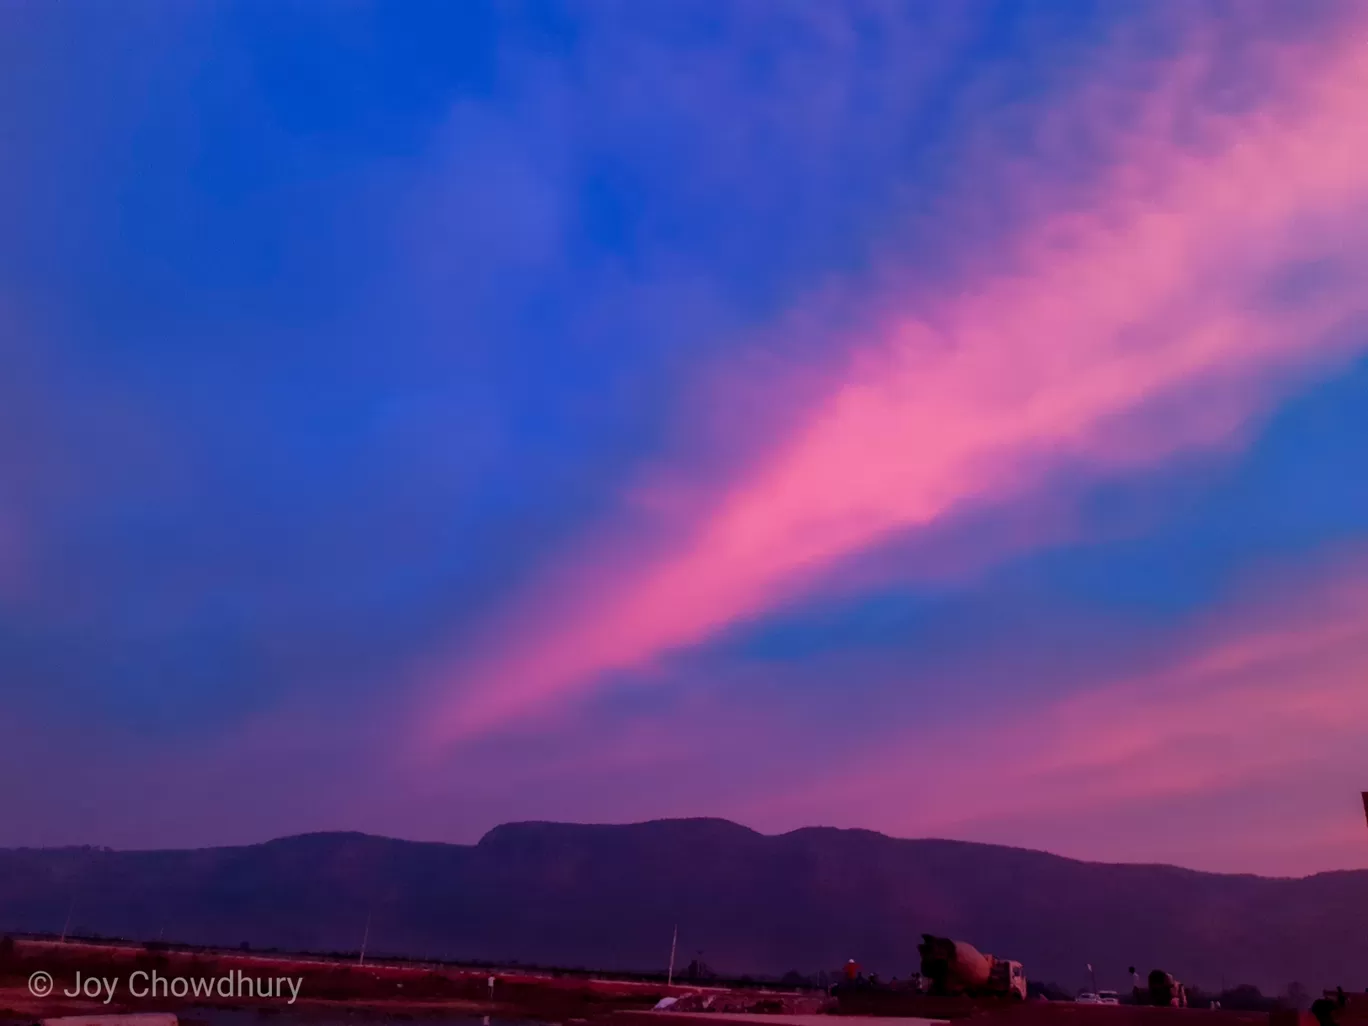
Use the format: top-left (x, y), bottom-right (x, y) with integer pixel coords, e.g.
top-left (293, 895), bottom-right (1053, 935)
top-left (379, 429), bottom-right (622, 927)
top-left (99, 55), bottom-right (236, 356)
top-left (420, 11), bottom-right (1368, 746)
top-left (750, 548), bottom-right (1368, 875)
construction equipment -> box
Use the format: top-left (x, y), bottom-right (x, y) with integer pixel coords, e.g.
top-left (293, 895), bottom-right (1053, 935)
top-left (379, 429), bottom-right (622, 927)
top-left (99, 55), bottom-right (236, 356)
top-left (917, 935), bottom-right (1027, 1000)
top-left (1138, 970), bottom-right (1188, 1007)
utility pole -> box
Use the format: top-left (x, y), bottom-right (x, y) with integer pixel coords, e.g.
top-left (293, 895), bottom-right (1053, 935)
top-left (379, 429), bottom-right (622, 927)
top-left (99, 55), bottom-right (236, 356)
top-left (667, 924), bottom-right (678, 987)
top-left (60, 894), bottom-right (75, 944)
top-left (359, 909), bottom-right (371, 967)
top-left (1088, 964), bottom-right (1098, 994)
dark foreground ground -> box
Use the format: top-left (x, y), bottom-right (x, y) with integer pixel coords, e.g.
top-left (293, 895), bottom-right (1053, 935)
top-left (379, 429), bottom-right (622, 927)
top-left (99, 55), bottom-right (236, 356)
top-left (2, 940), bottom-right (1362, 1026)
top-left (0, 939), bottom-right (708, 1023)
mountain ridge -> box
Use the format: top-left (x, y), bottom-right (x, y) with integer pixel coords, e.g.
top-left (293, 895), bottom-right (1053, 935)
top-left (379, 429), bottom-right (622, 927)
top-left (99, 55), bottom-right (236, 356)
top-left (10, 819), bottom-right (1330, 881)
top-left (3, 818), bottom-right (1364, 993)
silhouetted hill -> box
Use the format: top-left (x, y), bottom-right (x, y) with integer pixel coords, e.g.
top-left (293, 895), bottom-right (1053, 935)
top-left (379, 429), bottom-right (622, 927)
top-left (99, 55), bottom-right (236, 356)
top-left (3, 818), bottom-right (1366, 994)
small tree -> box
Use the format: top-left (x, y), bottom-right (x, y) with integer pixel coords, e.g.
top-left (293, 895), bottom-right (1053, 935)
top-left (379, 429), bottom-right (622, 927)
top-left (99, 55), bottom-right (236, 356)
top-left (1288, 982), bottom-right (1310, 1012)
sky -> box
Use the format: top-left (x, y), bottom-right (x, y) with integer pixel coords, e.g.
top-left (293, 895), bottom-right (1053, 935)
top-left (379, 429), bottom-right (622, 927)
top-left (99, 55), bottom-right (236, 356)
top-left (1, 0), bottom-right (1367, 878)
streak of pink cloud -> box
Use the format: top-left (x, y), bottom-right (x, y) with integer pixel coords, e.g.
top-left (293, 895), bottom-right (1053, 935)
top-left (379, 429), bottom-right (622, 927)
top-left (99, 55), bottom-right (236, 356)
top-left (421, 16), bottom-right (1368, 747)
top-left (747, 549), bottom-right (1368, 874)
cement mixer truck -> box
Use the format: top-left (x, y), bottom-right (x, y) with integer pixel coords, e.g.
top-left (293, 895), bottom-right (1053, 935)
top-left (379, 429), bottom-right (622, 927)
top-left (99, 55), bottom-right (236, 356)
top-left (1140, 970), bottom-right (1188, 1008)
top-left (917, 935), bottom-right (1027, 1000)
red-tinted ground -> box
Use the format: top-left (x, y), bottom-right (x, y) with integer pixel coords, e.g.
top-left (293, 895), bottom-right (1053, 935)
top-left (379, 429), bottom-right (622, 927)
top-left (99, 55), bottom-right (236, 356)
top-left (0, 939), bottom-right (712, 1021)
top-left (4, 941), bottom-right (1366, 1026)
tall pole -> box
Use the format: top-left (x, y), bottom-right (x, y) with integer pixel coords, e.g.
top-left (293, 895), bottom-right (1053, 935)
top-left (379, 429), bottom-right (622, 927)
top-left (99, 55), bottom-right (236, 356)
top-left (60, 894), bottom-right (75, 943)
top-left (359, 909), bottom-right (371, 967)
top-left (1088, 964), bottom-right (1098, 994)
top-left (667, 924), bottom-right (678, 987)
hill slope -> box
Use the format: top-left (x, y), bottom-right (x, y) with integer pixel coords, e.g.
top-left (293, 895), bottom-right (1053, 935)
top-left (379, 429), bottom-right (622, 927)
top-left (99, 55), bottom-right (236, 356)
top-left (2, 818), bottom-right (1365, 994)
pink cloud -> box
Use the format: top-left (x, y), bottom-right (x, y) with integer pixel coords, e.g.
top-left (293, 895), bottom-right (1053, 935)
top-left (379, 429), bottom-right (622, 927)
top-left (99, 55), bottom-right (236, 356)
top-left (419, 13), bottom-right (1368, 747)
top-left (748, 549), bottom-right (1368, 875)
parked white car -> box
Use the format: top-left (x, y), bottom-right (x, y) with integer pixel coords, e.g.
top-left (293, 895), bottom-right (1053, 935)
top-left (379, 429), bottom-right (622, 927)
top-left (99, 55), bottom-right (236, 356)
top-left (1077, 992), bottom-right (1101, 1004)
top-left (1098, 991), bottom-right (1120, 1005)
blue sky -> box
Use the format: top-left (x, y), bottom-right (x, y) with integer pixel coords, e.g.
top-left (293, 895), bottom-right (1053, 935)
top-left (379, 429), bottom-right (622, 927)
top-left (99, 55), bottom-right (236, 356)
top-left (2, 0), bottom-right (1367, 875)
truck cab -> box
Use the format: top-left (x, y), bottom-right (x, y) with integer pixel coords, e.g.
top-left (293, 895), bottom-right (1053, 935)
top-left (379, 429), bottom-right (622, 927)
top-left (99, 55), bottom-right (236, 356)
top-left (989, 960), bottom-right (1027, 1000)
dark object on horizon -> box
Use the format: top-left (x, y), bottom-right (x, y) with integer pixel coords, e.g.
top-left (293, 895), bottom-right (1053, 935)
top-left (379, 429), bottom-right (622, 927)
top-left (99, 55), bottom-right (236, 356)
top-left (1199, 984), bottom-right (1280, 1012)
top-left (1137, 969), bottom-right (1187, 1007)
top-left (1311, 996), bottom-right (1339, 1026)
top-left (1027, 980), bottom-right (1073, 1002)
top-left (682, 958), bottom-right (716, 982)
top-left (1, 818), bottom-right (1367, 993)
top-left (1288, 982), bottom-right (1312, 1012)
